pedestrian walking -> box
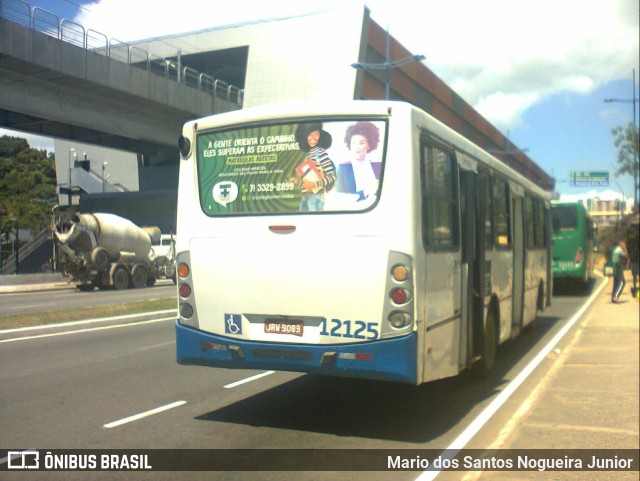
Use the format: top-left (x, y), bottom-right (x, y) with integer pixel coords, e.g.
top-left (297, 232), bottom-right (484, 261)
top-left (611, 240), bottom-right (630, 303)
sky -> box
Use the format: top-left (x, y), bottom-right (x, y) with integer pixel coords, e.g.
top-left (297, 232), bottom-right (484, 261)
top-left (2, 0), bottom-right (638, 198)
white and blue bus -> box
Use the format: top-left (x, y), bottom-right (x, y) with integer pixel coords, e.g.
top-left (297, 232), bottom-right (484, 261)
top-left (175, 101), bottom-right (552, 385)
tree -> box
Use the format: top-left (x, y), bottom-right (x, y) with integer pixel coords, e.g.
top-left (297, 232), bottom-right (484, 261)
top-left (612, 122), bottom-right (639, 210)
top-left (0, 136), bottom-right (57, 235)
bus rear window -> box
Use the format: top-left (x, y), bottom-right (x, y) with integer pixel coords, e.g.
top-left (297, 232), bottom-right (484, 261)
top-left (196, 119), bottom-right (386, 215)
top-left (552, 206), bottom-right (578, 232)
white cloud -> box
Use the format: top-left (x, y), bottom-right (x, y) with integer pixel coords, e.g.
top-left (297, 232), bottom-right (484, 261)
top-left (70, 0), bottom-right (638, 131)
top-left (0, 128), bottom-right (55, 152)
top-left (364, 0), bottom-right (639, 127)
top-left (474, 92), bottom-right (540, 129)
top-left (74, 0), bottom-right (347, 41)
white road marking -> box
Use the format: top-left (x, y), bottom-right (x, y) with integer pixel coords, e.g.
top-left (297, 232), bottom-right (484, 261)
top-left (415, 276), bottom-right (608, 481)
top-left (0, 309), bottom-right (176, 334)
top-left (104, 400), bottom-right (187, 429)
top-left (224, 371), bottom-right (276, 389)
top-left (137, 341), bottom-right (176, 352)
top-left (0, 317), bottom-right (176, 343)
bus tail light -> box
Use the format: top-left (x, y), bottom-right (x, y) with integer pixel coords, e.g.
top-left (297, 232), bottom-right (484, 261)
top-left (575, 249), bottom-right (583, 265)
top-left (389, 311), bottom-right (410, 328)
top-left (180, 303), bottom-right (194, 319)
top-left (392, 265), bottom-right (409, 282)
top-left (382, 252), bottom-right (415, 336)
top-left (179, 283), bottom-right (192, 298)
top-left (176, 252), bottom-right (199, 328)
top-left (390, 288), bottom-right (409, 305)
top-left (178, 263), bottom-right (190, 278)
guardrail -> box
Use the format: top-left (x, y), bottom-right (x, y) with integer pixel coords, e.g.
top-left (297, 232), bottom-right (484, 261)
top-left (0, 0), bottom-right (244, 105)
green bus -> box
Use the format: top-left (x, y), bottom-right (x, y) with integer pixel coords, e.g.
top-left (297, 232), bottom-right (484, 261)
top-left (551, 201), bottom-right (595, 288)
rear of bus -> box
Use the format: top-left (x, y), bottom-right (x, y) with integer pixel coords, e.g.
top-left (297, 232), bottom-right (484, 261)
top-left (175, 102), bottom-right (421, 384)
top-left (551, 201), bottom-right (593, 286)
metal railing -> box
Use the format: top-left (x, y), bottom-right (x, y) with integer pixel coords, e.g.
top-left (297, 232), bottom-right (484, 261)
top-left (0, 0), bottom-right (244, 105)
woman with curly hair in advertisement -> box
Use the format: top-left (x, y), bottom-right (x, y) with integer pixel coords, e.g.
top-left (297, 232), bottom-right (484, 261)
top-left (337, 121), bottom-right (382, 202)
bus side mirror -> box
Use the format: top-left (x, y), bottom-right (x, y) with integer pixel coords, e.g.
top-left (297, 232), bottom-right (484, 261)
top-left (178, 136), bottom-right (191, 159)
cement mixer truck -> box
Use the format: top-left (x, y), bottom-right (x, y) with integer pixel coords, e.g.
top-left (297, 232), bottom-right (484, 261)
top-left (53, 212), bottom-right (158, 290)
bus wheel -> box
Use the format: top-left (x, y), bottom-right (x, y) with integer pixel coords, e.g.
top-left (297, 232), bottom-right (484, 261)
top-left (537, 282), bottom-right (545, 311)
top-left (112, 267), bottom-right (129, 290)
top-left (474, 310), bottom-right (497, 379)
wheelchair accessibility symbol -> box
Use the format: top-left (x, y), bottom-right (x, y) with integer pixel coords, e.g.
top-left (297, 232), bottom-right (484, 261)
top-left (225, 314), bottom-right (242, 335)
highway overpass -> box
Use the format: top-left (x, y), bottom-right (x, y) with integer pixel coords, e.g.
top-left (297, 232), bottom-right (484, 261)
top-left (0, 5), bottom-right (242, 165)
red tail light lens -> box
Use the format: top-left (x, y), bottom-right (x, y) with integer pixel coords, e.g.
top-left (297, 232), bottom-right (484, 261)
top-left (575, 249), bottom-right (583, 263)
top-left (179, 283), bottom-right (192, 298)
top-left (391, 288), bottom-right (408, 304)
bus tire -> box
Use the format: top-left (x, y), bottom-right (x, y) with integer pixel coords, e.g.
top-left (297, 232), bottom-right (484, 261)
top-left (474, 309), bottom-right (498, 379)
top-left (537, 282), bottom-right (546, 311)
top-left (112, 267), bottom-right (129, 290)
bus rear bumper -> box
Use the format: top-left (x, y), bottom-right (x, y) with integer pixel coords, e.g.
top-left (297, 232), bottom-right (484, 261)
top-left (175, 322), bottom-right (417, 384)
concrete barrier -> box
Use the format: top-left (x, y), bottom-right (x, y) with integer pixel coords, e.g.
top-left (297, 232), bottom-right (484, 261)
top-left (0, 273), bottom-right (66, 286)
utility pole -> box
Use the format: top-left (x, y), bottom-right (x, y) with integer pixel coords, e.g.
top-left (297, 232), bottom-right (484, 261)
top-left (604, 68), bottom-right (639, 210)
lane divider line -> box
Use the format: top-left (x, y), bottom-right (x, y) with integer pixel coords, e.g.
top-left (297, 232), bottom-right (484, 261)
top-left (0, 317), bottom-right (176, 344)
top-left (224, 371), bottom-right (276, 389)
top-left (415, 275), bottom-right (608, 481)
top-left (104, 400), bottom-right (187, 429)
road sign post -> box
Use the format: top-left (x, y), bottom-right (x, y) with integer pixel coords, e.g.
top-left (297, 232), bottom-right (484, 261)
top-left (569, 171), bottom-right (609, 187)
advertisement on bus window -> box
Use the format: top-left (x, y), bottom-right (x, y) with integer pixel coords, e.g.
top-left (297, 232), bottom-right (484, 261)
top-left (196, 120), bottom-right (386, 215)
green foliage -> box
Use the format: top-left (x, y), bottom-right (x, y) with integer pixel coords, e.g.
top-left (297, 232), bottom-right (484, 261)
top-left (596, 214), bottom-right (638, 260)
top-left (612, 122), bottom-right (639, 207)
top-left (0, 135), bottom-right (57, 234)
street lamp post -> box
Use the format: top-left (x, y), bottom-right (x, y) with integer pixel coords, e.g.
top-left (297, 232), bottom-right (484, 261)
top-left (604, 68), bottom-right (639, 210)
top-left (11, 217), bottom-right (19, 274)
top-left (102, 161), bottom-right (109, 193)
top-left (351, 26), bottom-right (425, 100)
top-left (68, 148), bottom-right (76, 206)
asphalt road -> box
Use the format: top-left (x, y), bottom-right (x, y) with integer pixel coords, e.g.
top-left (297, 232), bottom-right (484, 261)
top-left (1, 281), bottom-right (176, 316)
top-left (0, 281), bottom-right (600, 481)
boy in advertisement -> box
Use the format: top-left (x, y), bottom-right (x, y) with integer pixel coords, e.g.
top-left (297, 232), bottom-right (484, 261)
top-left (291, 123), bottom-right (336, 211)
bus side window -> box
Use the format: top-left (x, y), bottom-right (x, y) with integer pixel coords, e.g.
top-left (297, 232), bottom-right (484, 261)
top-left (534, 199), bottom-right (546, 248)
top-left (493, 177), bottom-right (511, 249)
top-left (421, 142), bottom-right (458, 251)
top-left (485, 174), bottom-right (494, 248)
top-left (524, 194), bottom-right (535, 250)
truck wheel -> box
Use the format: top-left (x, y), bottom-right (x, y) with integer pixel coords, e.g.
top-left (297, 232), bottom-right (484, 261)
top-left (131, 266), bottom-right (147, 289)
top-left (91, 247), bottom-right (110, 271)
top-left (112, 267), bottom-right (129, 290)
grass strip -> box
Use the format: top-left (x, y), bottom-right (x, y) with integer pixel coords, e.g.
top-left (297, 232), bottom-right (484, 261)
top-left (0, 297), bottom-right (177, 330)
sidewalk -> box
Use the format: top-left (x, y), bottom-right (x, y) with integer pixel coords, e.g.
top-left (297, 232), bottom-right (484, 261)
top-left (472, 272), bottom-right (639, 480)
top-left (0, 273), bottom-right (73, 293)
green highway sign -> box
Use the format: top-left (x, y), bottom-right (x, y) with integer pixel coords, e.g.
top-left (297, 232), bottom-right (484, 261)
top-left (569, 171), bottom-right (609, 187)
